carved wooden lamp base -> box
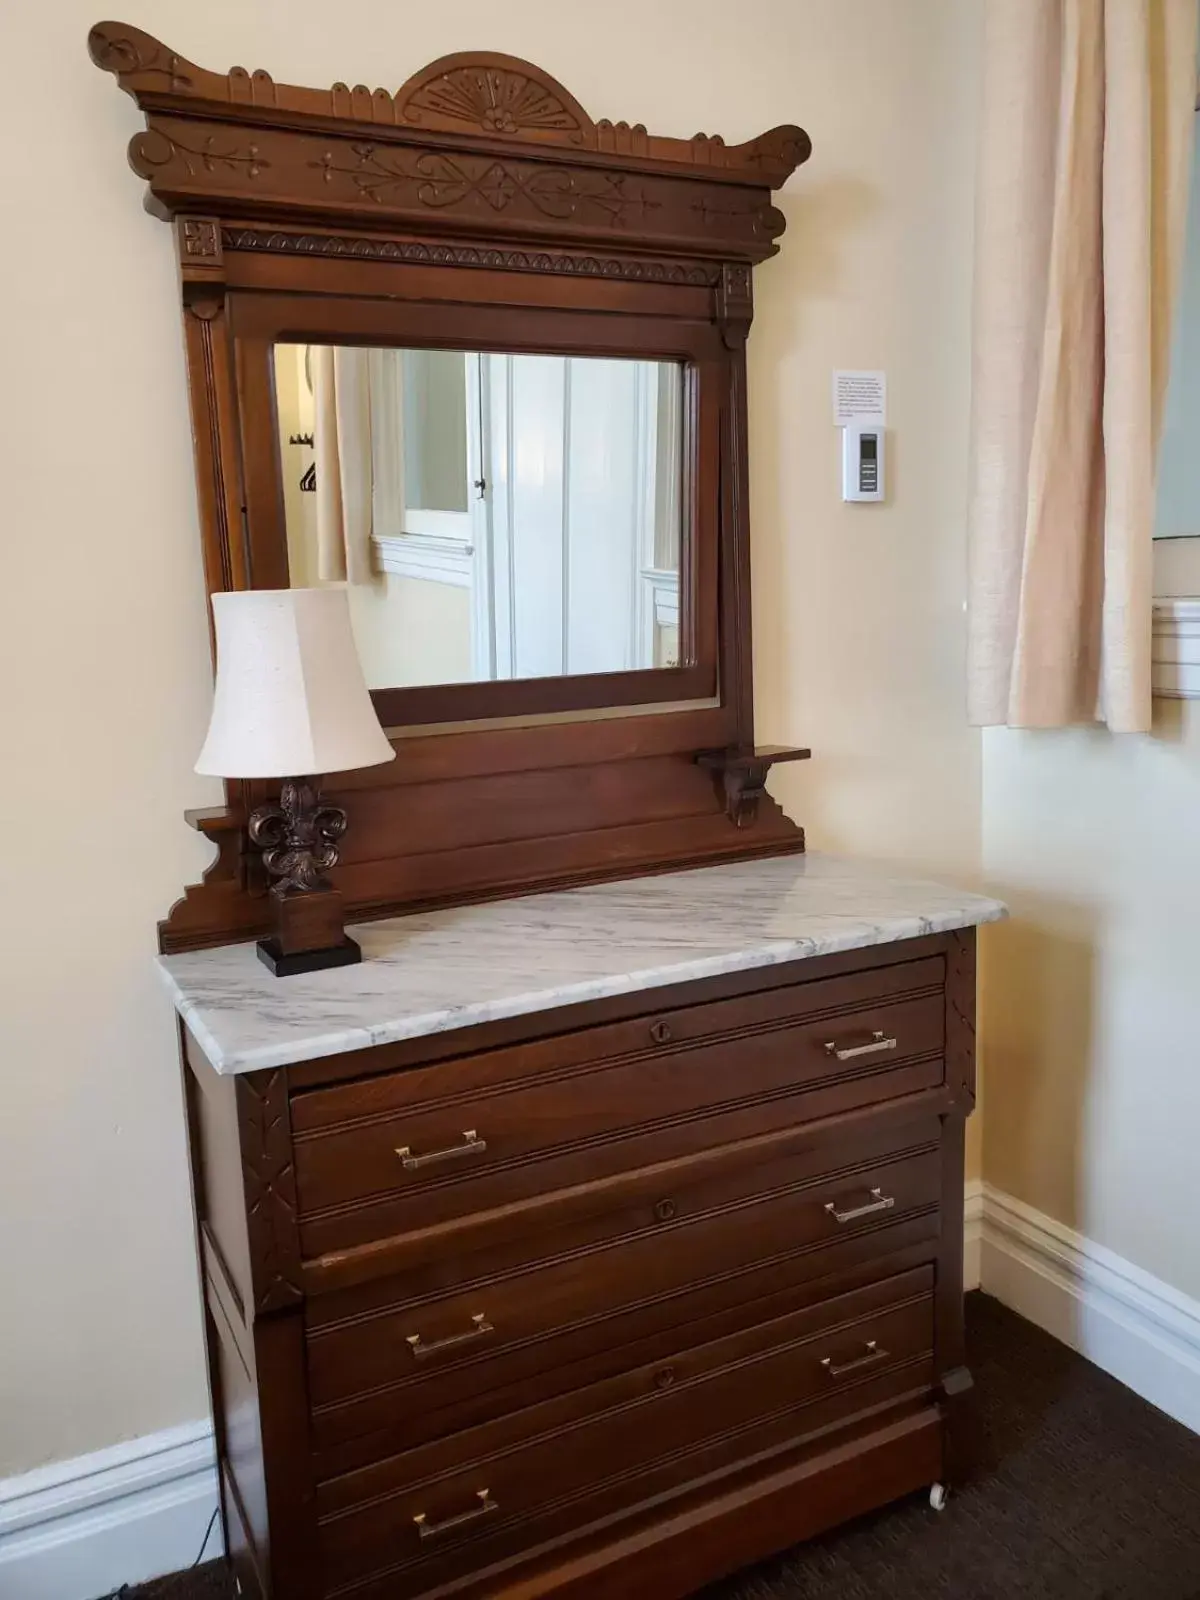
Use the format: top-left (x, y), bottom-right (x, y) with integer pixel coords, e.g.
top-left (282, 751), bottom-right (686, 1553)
top-left (256, 892), bottom-right (362, 976)
top-left (249, 778), bottom-right (362, 977)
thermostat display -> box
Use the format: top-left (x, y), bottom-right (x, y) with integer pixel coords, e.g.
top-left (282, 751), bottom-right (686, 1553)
top-left (842, 425), bottom-right (885, 503)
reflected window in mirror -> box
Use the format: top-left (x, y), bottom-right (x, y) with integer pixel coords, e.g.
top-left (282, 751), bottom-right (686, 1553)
top-left (273, 344), bottom-right (684, 692)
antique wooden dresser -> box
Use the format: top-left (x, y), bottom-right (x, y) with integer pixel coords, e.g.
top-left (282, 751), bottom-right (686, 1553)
top-left (91, 21), bottom-right (1005, 1597)
top-left (160, 861), bottom-right (1002, 1600)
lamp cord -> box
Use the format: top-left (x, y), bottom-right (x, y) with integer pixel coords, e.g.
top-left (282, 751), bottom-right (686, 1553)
top-left (96, 1502), bottom-right (220, 1599)
top-left (191, 1504), bottom-right (220, 1567)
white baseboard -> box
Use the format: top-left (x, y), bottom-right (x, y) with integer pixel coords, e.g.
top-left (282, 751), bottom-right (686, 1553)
top-left (3, 1183), bottom-right (1193, 1600)
top-left (978, 1183), bottom-right (1200, 1436)
top-left (0, 1420), bottom-right (222, 1600)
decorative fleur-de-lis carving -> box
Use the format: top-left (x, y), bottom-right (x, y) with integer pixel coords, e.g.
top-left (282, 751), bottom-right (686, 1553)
top-left (248, 779), bottom-right (348, 898)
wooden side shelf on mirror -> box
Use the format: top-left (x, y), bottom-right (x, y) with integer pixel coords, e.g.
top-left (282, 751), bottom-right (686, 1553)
top-left (697, 745), bottom-right (812, 827)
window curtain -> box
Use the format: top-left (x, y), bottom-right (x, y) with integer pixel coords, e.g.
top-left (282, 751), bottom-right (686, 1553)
top-left (312, 345), bottom-right (375, 586)
top-left (967, 0), bottom-right (1197, 731)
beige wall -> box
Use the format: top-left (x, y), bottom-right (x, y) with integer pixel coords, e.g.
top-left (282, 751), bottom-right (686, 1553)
top-left (1155, 534), bottom-right (1200, 593)
top-left (981, 709), bottom-right (1200, 1300)
top-left (749, 5), bottom-right (985, 1165)
top-left (348, 578), bottom-right (473, 689)
top-left (0, 0), bottom-right (984, 1477)
top-left (979, 121), bottom-right (1200, 1309)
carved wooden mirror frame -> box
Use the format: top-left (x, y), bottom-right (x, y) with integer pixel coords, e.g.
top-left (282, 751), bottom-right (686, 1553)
top-left (90, 21), bottom-right (812, 952)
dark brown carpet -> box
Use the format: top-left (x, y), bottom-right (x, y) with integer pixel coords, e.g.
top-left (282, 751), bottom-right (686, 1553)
top-left (111, 1294), bottom-right (1200, 1600)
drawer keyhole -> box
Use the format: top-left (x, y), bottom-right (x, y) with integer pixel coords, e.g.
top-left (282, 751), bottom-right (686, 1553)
top-left (650, 1020), bottom-right (673, 1045)
top-left (653, 1365), bottom-right (677, 1390)
top-left (655, 1197), bottom-right (678, 1222)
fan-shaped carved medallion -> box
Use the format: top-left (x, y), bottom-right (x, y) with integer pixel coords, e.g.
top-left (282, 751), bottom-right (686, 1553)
top-left (395, 55), bottom-right (593, 144)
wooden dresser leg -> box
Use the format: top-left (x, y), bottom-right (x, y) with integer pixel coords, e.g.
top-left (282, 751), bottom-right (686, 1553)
top-left (936, 930), bottom-right (979, 1492)
top-left (938, 1363), bottom-right (982, 1488)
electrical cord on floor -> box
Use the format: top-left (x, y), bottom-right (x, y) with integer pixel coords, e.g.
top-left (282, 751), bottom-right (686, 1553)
top-left (95, 1505), bottom-right (220, 1599)
top-left (191, 1504), bottom-right (220, 1567)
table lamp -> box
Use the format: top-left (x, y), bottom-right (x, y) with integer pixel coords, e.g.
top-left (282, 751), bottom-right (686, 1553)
top-left (195, 587), bottom-right (395, 975)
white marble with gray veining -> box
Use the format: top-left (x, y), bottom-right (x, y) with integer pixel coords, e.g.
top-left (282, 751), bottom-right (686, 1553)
top-left (156, 854), bottom-right (1006, 1075)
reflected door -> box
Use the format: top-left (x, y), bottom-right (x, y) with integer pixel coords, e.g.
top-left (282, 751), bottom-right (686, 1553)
top-left (485, 353), bottom-right (682, 681)
top-left (273, 344), bottom-right (682, 691)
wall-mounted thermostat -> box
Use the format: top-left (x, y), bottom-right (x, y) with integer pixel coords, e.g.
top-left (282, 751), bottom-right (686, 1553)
top-left (842, 424), bottom-right (885, 503)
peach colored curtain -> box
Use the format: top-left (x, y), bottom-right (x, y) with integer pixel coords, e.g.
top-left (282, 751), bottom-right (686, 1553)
top-left (968, 0), bottom-right (1197, 731)
top-left (312, 345), bottom-right (375, 586)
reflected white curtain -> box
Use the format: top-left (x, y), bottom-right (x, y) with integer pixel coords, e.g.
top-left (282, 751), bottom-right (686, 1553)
top-left (312, 345), bottom-right (375, 585)
top-left (967, 0), bottom-right (1197, 731)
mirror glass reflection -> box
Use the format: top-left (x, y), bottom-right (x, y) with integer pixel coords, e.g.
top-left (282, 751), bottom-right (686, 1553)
top-left (273, 344), bottom-right (684, 691)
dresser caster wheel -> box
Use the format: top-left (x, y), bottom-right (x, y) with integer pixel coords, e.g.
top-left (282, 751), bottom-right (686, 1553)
top-left (929, 1483), bottom-right (949, 1512)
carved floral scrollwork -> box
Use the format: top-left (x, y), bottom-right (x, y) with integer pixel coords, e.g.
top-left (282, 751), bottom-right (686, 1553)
top-left (87, 24), bottom-right (193, 91)
top-left (309, 142), bottom-right (658, 226)
top-left (130, 127), bottom-right (269, 182)
top-left (693, 195), bottom-right (783, 242)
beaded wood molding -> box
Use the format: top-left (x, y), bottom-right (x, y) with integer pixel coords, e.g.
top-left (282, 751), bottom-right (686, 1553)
top-left (88, 22), bottom-right (811, 266)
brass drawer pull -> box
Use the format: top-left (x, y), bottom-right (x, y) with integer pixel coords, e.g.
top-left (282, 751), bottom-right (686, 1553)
top-left (824, 1029), bottom-right (898, 1062)
top-left (413, 1489), bottom-right (498, 1540)
top-left (405, 1313), bottom-right (494, 1361)
top-left (821, 1339), bottom-right (888, 1379)
top-left (824, 1186), bottom-right (895, 1224)
top-left (396, 1130), bottom-right (487, 1170)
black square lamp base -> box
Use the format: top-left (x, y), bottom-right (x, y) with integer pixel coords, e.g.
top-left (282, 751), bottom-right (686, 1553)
top-left (255, 936), bottom-right (362, 977)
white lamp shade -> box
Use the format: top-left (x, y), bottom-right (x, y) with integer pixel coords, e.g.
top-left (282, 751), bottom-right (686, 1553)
top-left (195, 588), bottom-right (396, 778)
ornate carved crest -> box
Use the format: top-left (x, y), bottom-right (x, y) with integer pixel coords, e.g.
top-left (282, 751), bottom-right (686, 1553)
top-left (88, 23), bottom-right (810, 261)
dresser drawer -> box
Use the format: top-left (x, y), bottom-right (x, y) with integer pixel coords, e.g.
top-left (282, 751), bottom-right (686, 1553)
top-left (306, 1114), bottom-right (942, 1457)
top-left (315, 1267), bottom-right (935, 1593)
top-left (292, 957), bottom-right (946, 1260)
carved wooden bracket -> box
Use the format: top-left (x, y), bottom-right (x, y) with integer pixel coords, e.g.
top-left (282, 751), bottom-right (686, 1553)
top-left (717, 262), bottom-right (754, 347)
top-left (696, 745), bottom-right (811, 827)
top-left (88, 23), bottom-right (811, 265)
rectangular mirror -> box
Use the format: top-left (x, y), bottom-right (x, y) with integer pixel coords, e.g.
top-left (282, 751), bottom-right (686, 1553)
top-left (273, 343), bottom-right (685, 692)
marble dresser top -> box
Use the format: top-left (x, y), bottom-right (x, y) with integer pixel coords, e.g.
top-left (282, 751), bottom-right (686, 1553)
top-left (156, 854), bottom-right (1005, 1076)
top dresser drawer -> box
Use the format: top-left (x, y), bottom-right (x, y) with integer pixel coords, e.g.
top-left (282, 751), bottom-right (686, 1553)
top-left (290, 956), bottom-right (946, 1256)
